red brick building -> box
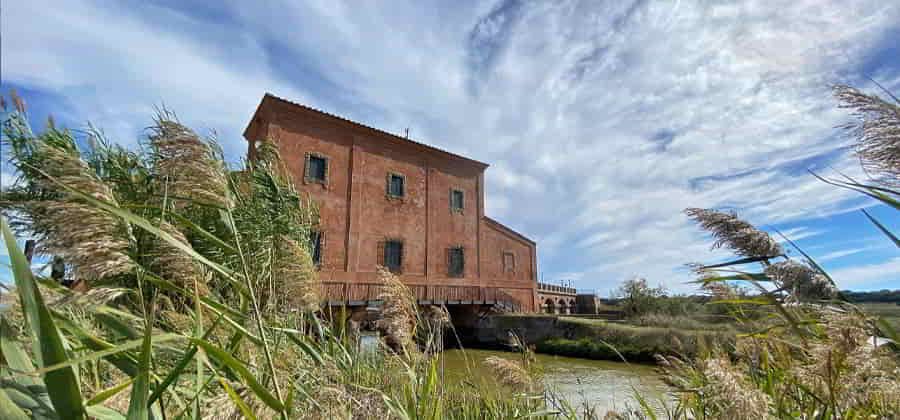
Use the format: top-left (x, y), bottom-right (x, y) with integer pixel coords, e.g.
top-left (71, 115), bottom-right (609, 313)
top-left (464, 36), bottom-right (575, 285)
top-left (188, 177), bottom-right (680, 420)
top-left (244, 94), bottom-right (539, 312)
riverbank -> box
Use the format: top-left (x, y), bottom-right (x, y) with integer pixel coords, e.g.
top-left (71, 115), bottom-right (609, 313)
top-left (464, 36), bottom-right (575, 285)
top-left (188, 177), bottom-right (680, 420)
top-left (472, 314), bottom-right (735, 363)
top-left (440, 348), bottom-right (671, 414)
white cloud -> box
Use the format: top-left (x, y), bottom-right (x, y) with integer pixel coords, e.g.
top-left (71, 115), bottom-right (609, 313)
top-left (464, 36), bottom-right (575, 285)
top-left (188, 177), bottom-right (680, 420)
top-left (1, 0), bottom-right (306, 156)
top-left (818, 247), bottom-right (872, 263)
top-left (830, 257), bottom-right (900, 290)
top-left (777, 227), bottom-right (825, 242)
top-left (2, 0), bottom-right (899, 293)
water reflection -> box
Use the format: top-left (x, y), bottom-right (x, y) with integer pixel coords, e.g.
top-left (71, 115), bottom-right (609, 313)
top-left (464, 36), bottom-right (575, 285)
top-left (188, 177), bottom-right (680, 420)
top-left (360, 333), bottom-right (671, 415)
top-left (440, 348), bottom-right (671, 415)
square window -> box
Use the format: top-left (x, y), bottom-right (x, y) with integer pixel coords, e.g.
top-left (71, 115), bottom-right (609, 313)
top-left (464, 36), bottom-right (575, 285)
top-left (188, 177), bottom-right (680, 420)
top-left (450, 189), bottom-right (464, 211)
top-left (502, 252), bottom-right (516, 273)
top-left (384, 240), bottom-right (403, 273)
top-left (387, 173), bottom-right (405, 198)
top-left (309, 231), bottom-right (323, 266)
top-left (448, 247), bottom-right (464, 277)
top-left (305, 154), bottom-right (327, 183)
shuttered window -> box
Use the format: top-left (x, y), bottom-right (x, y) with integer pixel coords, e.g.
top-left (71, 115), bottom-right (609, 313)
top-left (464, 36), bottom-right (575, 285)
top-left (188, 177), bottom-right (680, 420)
top-left (447, 247), bottom-right (464, 277)
top-left (383, 240), bottom-right (403, 273)
top-left (387, 173), bottom-right (405, 197)
top-left (450, 189), bottom-right (464, 211)
top-left (305, 154), bottom-right (327, 183)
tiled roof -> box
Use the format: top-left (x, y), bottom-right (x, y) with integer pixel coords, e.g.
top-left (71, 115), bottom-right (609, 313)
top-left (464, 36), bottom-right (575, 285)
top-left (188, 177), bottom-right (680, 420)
top-left (256, 93), bottom-right (489, 169)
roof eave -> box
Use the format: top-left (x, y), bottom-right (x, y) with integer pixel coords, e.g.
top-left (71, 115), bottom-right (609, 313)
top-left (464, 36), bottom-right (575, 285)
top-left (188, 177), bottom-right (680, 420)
top-left (255, 93), bottom-right (490, 171)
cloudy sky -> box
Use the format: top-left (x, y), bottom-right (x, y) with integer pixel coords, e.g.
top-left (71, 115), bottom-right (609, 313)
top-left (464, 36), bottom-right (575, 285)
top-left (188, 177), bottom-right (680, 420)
top-left (2, 0), bottom-right (899, 295)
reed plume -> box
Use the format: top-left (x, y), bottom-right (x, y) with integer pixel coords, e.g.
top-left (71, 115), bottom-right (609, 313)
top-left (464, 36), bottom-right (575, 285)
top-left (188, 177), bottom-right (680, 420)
top-left (685, 208), bottom-right (782, 259)
top-left (27, 136), bottom-right (135, 281)
top-left (793, 311), bottom-right (900, 413)
top-left (763, 260), bottom-right (836, 301)
top-left (376, 267), bottom-right (418, 357)
top-left (273, 237), bottom-right (319, 312)
top-left (701, 281), bottom-right (737, 300)
top-left (149, 117), bottom-right (231, 209)
top-left (483, 356), bottom-right (533, 392)
top-left (148, 221), bottom-right (208, 296)
top-left (834, 85), bottom-right (900, 185)
top-left (699, 357), bottom-right (772, 420)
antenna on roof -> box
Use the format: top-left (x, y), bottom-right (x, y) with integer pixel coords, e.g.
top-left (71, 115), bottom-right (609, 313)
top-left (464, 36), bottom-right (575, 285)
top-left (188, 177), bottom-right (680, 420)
top-left (404, 128), bottom-right (409, 139)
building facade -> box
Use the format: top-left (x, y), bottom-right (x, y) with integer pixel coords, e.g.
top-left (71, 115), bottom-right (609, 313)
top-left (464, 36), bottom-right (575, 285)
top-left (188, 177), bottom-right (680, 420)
top-left (244, 94), bottom-right (539, 312)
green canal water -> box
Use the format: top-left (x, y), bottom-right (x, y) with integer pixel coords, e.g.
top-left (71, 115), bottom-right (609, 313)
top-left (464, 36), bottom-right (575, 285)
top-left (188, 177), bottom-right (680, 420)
top-left (439, 348), bottom-right (672, 415)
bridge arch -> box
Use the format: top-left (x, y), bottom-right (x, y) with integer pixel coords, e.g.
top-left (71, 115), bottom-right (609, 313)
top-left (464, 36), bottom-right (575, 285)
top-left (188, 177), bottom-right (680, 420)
top-left (543, 298), bottom-right (556, 314)
top-left (557, 298), bottom-right (568, 314)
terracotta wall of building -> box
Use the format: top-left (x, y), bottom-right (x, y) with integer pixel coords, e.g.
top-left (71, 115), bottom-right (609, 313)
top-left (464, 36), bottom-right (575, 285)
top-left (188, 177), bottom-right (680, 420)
top-left (244, 95), bottom-right (538, 311)
top-left (480, 219), bottom-right (537, 311)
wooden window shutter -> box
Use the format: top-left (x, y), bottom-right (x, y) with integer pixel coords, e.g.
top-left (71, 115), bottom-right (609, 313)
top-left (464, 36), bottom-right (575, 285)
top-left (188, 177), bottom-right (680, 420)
top-left (460, 248), bottom-right (465, 276)
top-left (445, 248), bottom-right (451, 276)
top-left (397, 241), bottom-right (404, 274)
top-left (318, 232), bottom-right (325, 267)
top-left (377, 240), bottom-right (385, 270)
top-left (304, 153), bottom-right (312, 179)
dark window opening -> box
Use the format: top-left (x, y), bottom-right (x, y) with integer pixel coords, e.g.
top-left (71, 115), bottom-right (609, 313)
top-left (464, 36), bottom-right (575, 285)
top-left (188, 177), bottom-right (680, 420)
top-left (309, 231), bottom-right (323, 266)
top-left (384, 240), bottom-right (403, 273)
top-left (450, 189), bottom-right (464, 211)
top-left (306, 155), bottom-right (327, 183)
top-left (448, 247), bottom-right (465, 277)
top-left (387, 173), bottom-right (405, 197)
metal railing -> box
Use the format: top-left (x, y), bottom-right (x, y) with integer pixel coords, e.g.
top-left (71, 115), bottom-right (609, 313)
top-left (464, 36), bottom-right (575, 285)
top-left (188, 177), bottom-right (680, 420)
top-left (536, 282), bottom-right (576, 295)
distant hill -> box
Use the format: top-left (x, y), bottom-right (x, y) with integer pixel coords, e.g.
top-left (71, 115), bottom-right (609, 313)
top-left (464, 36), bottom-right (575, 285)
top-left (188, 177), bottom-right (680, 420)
top-left (841, 290), bottom-right (900, 304)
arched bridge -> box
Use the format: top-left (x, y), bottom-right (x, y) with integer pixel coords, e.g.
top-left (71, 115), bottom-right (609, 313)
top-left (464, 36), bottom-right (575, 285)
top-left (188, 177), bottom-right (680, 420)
top-left (536, 282), bottom-right (577, 314)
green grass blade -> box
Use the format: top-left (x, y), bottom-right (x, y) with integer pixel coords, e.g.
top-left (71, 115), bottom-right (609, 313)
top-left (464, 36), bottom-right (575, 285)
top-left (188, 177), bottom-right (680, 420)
top-left (0, 388), bottom-right (32, 420)
top-left (23, 333), bottom-right (180, 377)
top-left (148, 315), bottom-right (223, 405)
top-left (1, 379), bottom-right (56, 417)
top-left (273, 327), bottom-right (324, 366)
top-left (51, 311), bottom-right (140, 376)
top-left (690, 272), bottom-right (770, 284)
top-left (1, 317), bottom-right (39, 386)
top-left (217, 377), bottom-right (259, 420)
top-left (190, 338), bottom-right (285, 412)
top-left (697, 255), bottom-right (780, 269)
top-left (86, 377), bottom-right (134, 406)
top-left (875, 317), bottom-right (899, 344)
top-left (1, 217), bottom-right (86, 419)
top-left (810, 171), bottom-right (900, 210)
top-left (86, 405), bottom-right (127, 420)
top-left (631, 385), bottom-right (658, 420)
top-left (125, 319), bottom-right (154, 420)
top-left (123, 204), bottom-right (236, 253)
top-left (861, 209), bottom-right (900, 248)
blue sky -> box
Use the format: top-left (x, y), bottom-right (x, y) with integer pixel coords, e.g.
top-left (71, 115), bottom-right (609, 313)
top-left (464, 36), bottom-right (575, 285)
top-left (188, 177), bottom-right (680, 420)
top-left (2, 0), bottom-right (899, 295)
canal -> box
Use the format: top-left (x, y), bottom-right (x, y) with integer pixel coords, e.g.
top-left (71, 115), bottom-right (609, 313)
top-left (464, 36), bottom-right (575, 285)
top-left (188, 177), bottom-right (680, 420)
top-left (439, 348), bottom-right (672, 415)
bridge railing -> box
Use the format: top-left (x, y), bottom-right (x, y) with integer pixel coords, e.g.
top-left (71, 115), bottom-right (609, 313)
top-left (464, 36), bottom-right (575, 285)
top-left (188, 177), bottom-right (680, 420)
top-left (536, 282), bottom-right (577, 295)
